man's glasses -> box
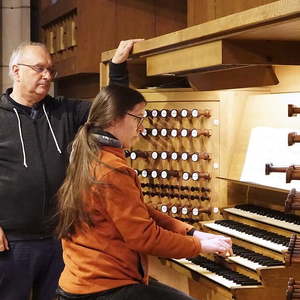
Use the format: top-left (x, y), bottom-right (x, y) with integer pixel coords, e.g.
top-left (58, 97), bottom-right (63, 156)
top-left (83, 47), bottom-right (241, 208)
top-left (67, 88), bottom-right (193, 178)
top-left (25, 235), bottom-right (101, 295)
top-left (17, 63), bottom-right (58, 79)
top-left (127, 113), bottom-right (145, 129)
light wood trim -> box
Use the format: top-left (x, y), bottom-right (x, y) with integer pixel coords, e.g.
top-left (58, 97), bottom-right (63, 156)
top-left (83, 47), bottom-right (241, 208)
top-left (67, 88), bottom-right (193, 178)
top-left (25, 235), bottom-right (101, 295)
top-left (100, 62), bottom-right (109, 88)
top-left (147, 41), bottom-right (223, 76)
top-left (140, 90), bottom-right (220, 102)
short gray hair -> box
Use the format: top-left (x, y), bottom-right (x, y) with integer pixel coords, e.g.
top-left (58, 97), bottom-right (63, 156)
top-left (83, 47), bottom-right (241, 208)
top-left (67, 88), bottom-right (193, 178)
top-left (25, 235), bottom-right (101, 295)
top-left (9, 41), bottom-right (49, 80)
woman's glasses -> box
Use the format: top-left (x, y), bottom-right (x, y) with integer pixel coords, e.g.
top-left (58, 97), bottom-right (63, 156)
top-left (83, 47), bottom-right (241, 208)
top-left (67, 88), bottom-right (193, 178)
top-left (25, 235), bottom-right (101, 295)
top-left (127, 113), bottom-right (145, 129)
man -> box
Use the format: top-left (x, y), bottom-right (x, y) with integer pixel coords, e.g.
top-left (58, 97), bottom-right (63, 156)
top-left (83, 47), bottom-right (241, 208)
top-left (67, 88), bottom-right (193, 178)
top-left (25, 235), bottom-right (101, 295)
top-left (0, 39), bottom-right (141, 300)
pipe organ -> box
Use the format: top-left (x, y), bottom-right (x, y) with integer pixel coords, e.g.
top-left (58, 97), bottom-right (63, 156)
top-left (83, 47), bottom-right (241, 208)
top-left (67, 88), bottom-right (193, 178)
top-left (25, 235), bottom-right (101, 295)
top-left (101, 1), bottom-right (300, 299)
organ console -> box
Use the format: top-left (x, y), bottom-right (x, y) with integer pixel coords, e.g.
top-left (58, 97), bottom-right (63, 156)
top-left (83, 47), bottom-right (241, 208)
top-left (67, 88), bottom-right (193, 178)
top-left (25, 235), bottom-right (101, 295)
top-left (101, 1), bottom-right (300, 299)
top-left (288, 105), bottom-right (300, 117)
top-left (288, 132), bottom-right (300, 146)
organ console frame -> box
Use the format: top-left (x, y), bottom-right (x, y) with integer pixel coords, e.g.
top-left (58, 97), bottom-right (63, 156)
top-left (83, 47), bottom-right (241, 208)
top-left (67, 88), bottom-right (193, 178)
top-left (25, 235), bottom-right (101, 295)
top-left (100, 1), bottom-right (300, 299)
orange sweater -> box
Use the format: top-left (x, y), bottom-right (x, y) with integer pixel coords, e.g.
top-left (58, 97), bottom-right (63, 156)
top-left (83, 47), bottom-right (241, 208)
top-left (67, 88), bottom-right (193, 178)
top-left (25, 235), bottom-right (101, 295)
top-left (59, 146), bottom-right (201, 294)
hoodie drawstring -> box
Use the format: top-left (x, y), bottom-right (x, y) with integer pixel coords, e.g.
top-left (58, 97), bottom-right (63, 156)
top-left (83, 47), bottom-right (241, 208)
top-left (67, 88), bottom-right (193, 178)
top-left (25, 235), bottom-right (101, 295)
top-left (13, 108), bottom-right (28, 168)
top-left (42, 104), bottom-right (62, 154)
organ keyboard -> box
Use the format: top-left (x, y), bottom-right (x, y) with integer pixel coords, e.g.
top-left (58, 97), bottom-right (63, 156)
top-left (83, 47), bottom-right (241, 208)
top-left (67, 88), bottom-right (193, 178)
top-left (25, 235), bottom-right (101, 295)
top-left (223, 205), bottom-right (300, 233)
top-left (204, 220), bottom-right (289, 253)
top-left (173, 256), bottom-right (261, 288)
top-left (147, 204), bottom-right (300, 299)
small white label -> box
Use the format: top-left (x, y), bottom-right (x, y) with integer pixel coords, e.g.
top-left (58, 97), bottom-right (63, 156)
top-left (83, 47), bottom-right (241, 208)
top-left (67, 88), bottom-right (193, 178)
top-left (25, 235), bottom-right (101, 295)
top-left (192, 172), bottom-right (199, 181)
top-left (171, 152), bottom-right (178, 160)
top-left (161, 171), bottom-right (168, 179)
top-left (171, 206), bottom-right (178, 213)
top-left (151, 129), bottom-right (158, 136)
top-left (161, 205), bottom-right (168, 213)
top-left (181, 109), bottom-right (188, 117)
top-left (182, 207), bottom-right (188, 215)
top-left (130, 152), bottom-right (137, 160)
top-left (151, 152), bottom-right (158, 159)
top-left (191, 153), bottom-right (199, 162)
top-left (192, 208), bottom-right (199, 216)
top-left (213, 207), bottom-right (219, 214)
top-left (151, 110), bottom-right (158, 117)
top-left (213, 163), bottom-right (219, 169)
top-left (160, 128), bottom-right (167, 136)
top-left (151, 170), bottom-right (158, 178)
top-left (181, 129), bottom-right (188, 137)
top-left (160, 110), bottom-right (168, 118)
top-left (191, 129), bottom-right (197, 137)
top-left (161, 152), bottom-right (168, 160)
top-left (171, 129), bottom-right (178, 137)
top-left (182, 172), bottom-right (190, 180)
top-left (141, 129), bottom-right (147, 136)
top-left (213, 119), bottom-right (219, 126)
top-left (171, 110), bottom-right (178, 118)
top-left (192, 109), bottom-right (199, 118)
top-left (181, 153), bottom-right (188, 160)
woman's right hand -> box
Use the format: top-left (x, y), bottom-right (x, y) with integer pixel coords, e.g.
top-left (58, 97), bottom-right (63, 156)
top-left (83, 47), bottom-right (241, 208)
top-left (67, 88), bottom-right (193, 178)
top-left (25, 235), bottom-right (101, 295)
top-left (199, 236), bottom-right (233, 256)
top-left (0, 226), bottom-right (9, 252)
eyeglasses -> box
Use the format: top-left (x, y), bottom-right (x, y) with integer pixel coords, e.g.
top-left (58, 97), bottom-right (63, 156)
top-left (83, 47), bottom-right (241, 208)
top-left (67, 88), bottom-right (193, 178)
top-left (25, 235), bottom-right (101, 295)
top-left (17, 63), bottom-right (58, 79)
top-left (127, 112), bottom-right (145, 129)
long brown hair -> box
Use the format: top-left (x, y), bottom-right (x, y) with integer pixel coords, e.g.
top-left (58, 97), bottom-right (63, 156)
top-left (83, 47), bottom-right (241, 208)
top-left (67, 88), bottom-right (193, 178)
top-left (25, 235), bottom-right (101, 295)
top-left (56, 85), bottom-right (146, 239)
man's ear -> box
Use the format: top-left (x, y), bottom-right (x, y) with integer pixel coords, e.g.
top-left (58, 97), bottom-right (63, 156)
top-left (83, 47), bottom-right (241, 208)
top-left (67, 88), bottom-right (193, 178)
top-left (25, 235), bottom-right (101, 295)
top-left (11, 65), bottom-right (20, 81)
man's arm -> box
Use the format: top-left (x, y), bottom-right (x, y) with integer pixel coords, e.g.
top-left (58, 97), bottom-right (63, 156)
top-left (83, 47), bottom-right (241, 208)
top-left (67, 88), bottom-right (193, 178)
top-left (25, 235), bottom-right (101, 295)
top-left (109, 39), bottom-right (143, 87)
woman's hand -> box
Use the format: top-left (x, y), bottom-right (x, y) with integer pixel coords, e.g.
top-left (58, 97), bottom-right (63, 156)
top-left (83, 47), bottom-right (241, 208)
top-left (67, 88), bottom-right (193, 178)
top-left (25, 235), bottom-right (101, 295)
top-left (193, 230), bottom-right (233, 256)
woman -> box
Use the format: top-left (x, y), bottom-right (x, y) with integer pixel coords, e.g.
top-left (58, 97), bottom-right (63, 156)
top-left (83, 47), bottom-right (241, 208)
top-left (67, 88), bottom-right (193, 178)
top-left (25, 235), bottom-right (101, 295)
top-left (56, 84), bottom-right (232, 300)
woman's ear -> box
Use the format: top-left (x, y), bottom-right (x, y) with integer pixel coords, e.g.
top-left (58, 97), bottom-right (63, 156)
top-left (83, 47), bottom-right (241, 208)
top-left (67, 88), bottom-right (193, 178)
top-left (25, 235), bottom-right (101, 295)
top-left (108, 116), bottom-right (125, 128)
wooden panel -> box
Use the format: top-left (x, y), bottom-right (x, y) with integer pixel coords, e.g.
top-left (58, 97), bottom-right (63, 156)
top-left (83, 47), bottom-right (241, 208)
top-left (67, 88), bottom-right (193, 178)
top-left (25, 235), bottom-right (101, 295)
top-left (77, 0), bottom-right (116, 73)
top-left (147, 41), bottom-right (223, 76)
top-left (187, 0), bottom-right (278, 26)
top-left (56, 73), bottom-right (99, 99)
top-left (154, 0), bottom-right (187, 36)
top-left (187, 0), bottom-right (216, 26)
top-left (116, 0), bottom-right (156, 41)
top-left (215, 0), bottom-right (277, 19)
top-left (41, 0), bottom-right (77, 26)
top-left (188, 66), bottom-right (279, 91)
top-left (222, 40), bottom-right (300, 65)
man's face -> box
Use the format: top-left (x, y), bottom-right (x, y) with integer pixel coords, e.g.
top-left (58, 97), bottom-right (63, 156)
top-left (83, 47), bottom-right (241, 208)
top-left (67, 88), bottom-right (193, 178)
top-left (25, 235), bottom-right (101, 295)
top-left (13, 46), bottom-right (54, 100)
